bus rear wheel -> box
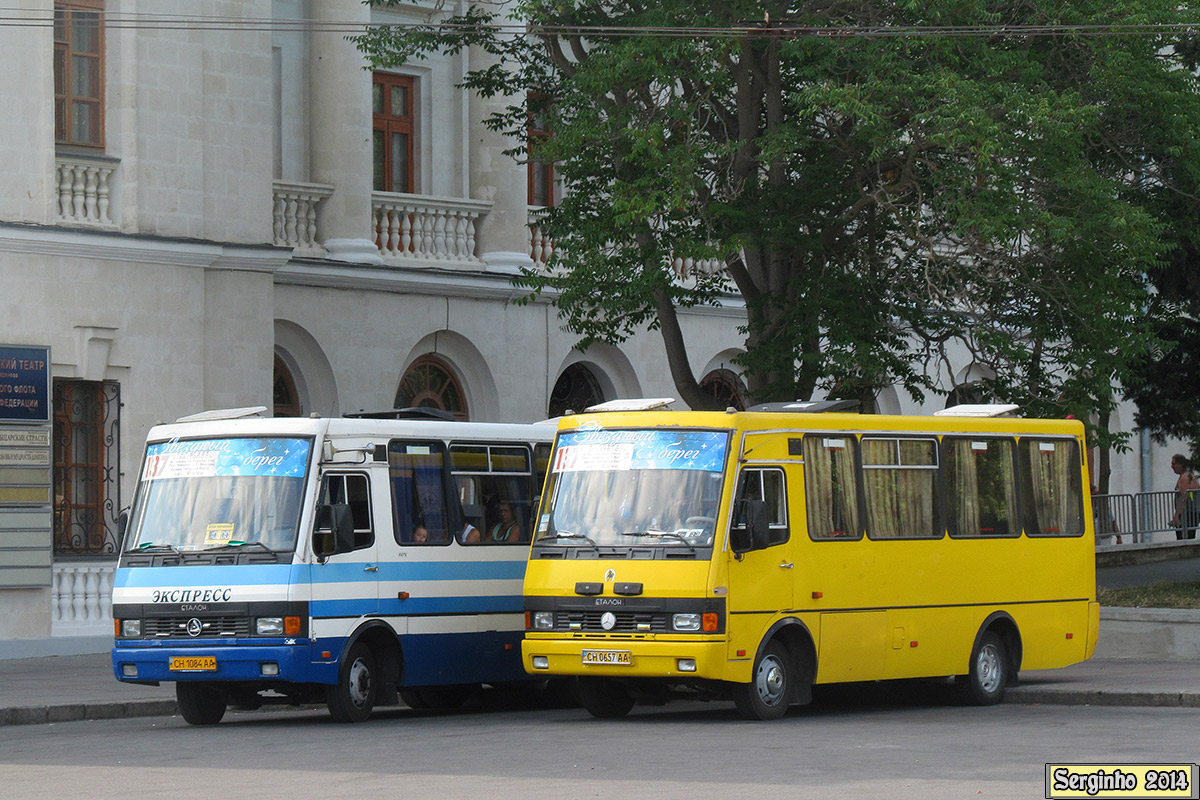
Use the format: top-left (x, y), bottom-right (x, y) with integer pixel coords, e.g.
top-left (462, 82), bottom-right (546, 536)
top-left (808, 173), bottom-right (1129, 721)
top-left (731, 641), bottom-right (792, 721)
top-left (176, 683), bottom-right (227, 725)
top-left (326, 642), bottom-right (376, 722)
top-left (400, 685), bottom-right (475, 710)
top-left (956, 631), bottom-right (1008, 706)
top-left (577, 677), bottom-right (634, 718)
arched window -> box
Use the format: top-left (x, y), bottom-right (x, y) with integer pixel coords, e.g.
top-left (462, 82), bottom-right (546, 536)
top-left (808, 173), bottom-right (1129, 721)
top-left (946, 383), bottom-right (988, 408)
top-left (549, 363), bottom-right (604, 417)
top-left (699, 368), bottom-right (747, 411)
top-left (396, 355), bottom-right (469, 420)
top-left (273, 355), bottom-right (301, 418)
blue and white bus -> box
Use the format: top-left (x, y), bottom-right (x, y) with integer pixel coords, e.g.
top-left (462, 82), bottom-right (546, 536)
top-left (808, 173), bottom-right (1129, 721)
top-left (112, 407), bottom-right (554, 724)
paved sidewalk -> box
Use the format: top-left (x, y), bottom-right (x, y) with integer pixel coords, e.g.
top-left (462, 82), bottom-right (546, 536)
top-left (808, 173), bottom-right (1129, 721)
top-left (0, 646), bottom-right (1195, 726)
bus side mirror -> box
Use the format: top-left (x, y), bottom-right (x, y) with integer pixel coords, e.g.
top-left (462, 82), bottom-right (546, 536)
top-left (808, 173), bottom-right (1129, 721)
top-left (730, 499), bottom-right (767, 553)
top-left (313, 503), bottom-right (355, 559)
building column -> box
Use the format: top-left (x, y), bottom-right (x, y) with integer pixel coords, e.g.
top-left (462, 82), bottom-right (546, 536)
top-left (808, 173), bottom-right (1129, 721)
top-left (310, 0), bottom-right (382, 265)
top-left (468, 43), bottom-right (535, 274)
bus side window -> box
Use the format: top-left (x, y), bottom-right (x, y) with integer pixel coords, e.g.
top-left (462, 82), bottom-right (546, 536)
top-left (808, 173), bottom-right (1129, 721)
top-left (1018, 438), bottom-right (1084, 537)
top-left (389, 440), bottom-right (457, 545)
top-left (804, 435), bottom-right (861, 540)
top-left (450, 444), bottom-right (534, 545)
top-left (861, 437), bottom-right (940, 539)
top-left (732, 468), bottom-right (788, 549)
top-left (944, 437), bottom-right (1019, 537)
top-left (317, 473), bottom-right (373, 551)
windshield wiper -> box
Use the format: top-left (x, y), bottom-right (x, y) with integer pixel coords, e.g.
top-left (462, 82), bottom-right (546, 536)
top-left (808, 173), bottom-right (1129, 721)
top-left (620, 530), bottom-right (696, 554)
top-left (205, 540), bottom-right (275, 553)
top-left (538, 530), bottom-right (599, 549)
top-left (132, 542), bottom-right (183, 556)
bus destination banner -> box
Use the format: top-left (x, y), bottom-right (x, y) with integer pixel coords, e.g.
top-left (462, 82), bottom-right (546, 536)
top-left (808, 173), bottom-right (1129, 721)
top-left (0, 345), bottom-right (51, 424)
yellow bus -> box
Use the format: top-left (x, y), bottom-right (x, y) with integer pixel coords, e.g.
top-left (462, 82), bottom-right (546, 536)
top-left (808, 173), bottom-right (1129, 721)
top-left (522, 400), bottom-right (1098, 720)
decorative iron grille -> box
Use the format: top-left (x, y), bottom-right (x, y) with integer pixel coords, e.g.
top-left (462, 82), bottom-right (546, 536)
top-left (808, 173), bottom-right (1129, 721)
top-left (53, 379), bottom-right (121, 557)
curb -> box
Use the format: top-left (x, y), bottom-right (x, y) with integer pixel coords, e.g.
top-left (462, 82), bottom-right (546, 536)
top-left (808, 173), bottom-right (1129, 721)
top-left (0, 699), bottom-right (178, 726)
top-left (1007, 689), bottom-right (1200, 708)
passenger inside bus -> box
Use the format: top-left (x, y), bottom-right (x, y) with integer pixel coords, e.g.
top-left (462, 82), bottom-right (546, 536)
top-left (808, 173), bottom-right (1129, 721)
top-left (488, 500), bottom-right (522, 542)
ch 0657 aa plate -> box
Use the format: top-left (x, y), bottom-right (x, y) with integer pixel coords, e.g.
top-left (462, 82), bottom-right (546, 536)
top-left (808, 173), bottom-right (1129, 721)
top-left (581, 649), bottom-right (631, 665)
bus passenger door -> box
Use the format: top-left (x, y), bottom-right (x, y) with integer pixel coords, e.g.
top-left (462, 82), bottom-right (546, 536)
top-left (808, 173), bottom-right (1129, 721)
top-left (726, 467), bottom-right (795, 651)
top-left (311, 471), bottom-right (380, 654)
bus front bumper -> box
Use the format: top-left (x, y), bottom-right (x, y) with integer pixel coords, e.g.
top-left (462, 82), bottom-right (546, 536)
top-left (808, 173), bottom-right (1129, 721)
top-left (112, 640), bottom-right (327, 684)
top-left (522, 636), bottom-right (728, 680)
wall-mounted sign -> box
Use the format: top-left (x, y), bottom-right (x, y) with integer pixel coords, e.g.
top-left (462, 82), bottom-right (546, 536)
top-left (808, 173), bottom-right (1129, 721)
top-left (0, 345), bottom-right (51, 424)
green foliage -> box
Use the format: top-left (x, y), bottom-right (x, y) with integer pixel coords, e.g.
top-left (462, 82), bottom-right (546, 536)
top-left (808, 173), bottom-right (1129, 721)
top-left (357, 1), bottom-right (1200, 426)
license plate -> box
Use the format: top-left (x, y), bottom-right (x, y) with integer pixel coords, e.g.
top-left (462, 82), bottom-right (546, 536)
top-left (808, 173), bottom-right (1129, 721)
top-left (581, 649), bottom-right (631, 665)
top-left (169, 656), bottom-right (217, 672)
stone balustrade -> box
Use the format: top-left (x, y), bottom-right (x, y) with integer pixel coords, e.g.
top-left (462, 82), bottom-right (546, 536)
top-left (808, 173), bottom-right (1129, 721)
top-left (372, 192), bottom-right (492, 265)
top-left (273, 180), bottom-right (334, 255)
top-left (529, 223), bottom-right (555, 270)
top-left (55, 153), bottom-right (119, 228)
top-left (51, 561), bottom-right (114, 636)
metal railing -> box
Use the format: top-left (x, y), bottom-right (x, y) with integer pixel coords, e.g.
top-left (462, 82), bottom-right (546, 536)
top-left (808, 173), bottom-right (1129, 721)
top-left (1092, 491), bottom-right (1197, 546)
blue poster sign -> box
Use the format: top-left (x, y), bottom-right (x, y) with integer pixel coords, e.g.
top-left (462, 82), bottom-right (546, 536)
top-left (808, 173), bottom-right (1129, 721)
top-left (142, 438), bottom-right (312, 480)
top-left (0, 345), bottom-right (51, 424)
top-left (553, 429), bottom-right (728, 473)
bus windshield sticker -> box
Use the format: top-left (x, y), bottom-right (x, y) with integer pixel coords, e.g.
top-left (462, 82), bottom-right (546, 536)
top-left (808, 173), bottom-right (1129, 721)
top-left (553, 430), bottom-right (727, 473)
top-left (142, 438), bottom-right (311, 480)
top-left (204, 523), bottom-right (235, 545)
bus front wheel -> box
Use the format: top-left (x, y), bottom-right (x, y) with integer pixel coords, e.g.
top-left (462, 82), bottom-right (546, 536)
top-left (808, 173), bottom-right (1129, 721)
top-left (327, 642), bottom-right (377, 722)
top-left (577, 677), bottom-right (634, 718)
top-left (956, 631), bottom-right (1008, 706)
top-left (176, 682), bottom-right (227, 725)
top-left (731, 640), bottom-right (792, 721)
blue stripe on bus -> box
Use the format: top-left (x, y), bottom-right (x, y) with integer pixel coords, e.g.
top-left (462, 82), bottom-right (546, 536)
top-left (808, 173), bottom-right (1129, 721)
top-left (312, 594), bottom-right (523, 617)
top-left (114, 559), bottom-right (526, 588)
top-left (114, 564), bottom-right (296, 588)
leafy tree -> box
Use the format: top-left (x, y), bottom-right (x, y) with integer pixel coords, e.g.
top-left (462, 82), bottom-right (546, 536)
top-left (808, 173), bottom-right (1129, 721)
top-left (357, 1), bottom-right (1200, 450)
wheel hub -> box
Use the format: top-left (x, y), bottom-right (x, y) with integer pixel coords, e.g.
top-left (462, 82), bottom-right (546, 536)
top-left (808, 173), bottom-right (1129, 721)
top-left (756, 656), bottom-right (786, 705)
top-left (348, 658), bottom-right (371, 706)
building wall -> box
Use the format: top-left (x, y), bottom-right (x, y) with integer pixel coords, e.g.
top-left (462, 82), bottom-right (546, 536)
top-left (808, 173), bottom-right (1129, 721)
top-left (0, 0), bottom-right (1185, 642)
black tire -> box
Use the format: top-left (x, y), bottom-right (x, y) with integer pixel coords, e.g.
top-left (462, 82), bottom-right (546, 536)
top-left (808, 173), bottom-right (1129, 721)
top-left (400, 685), bottom-right (475, 710)
top-left (731, 640), bottom-right (792, 721)
top-left (577, 677), bottom-right (635, 719)
top-left (176, 683), bottom-right (227, 726)
top-left (398, 688), bottom-right (432, 710)
top-left (326, 642), bottom-right (376, 723)
top-left (956, 631), bottom-right (1008, 706)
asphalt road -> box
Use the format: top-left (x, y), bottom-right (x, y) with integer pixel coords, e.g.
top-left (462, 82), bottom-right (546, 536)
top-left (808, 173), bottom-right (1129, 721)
top-left (2, 687), bottom-right (1197, 800)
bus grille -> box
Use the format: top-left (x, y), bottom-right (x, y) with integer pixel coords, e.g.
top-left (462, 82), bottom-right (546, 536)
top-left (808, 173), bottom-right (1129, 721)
top-left (144, 616), bottom-right (251, 638)
top-left (557, 611), bottom-right (669, 632)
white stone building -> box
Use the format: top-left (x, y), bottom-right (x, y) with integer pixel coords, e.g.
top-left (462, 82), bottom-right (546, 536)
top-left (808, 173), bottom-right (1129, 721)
top-left (0, 0), bottom-right (753, 642)
top-left (0, 1), bottom-right (1184, 645)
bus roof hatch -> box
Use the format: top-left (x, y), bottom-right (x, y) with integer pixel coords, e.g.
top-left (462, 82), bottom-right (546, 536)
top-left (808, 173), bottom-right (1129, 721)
top-left (933, 404), bottom-right (1020, 417)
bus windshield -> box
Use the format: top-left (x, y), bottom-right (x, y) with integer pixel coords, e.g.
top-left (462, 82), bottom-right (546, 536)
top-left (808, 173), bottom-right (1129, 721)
top-left (536, 429), bottom-right (729, 550)
top-left (126, 437), bottom-right (311, 553)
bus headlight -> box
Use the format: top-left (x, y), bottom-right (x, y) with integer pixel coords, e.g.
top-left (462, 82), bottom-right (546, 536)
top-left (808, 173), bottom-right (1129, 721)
top-left (672, 613), bottom-right (701, 631)
top-left (120, 619), bottom-right (142, 637)
top-left (532, 611), bottom-right (554, 630)
top-left (532, 656), bottom-right (550, 669)
top-left (256, 617), bottom-right (284, 635)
